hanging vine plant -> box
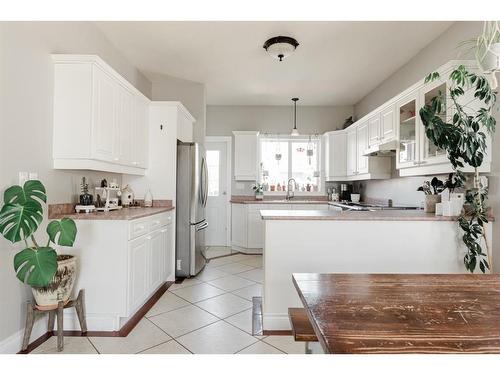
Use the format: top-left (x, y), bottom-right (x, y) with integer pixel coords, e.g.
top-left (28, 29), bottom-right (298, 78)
top-left (419, 65), bottom-right (496, 273)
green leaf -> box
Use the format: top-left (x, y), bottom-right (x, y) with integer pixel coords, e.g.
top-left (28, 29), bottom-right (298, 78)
top-left (47, 218), bottom-right (77, 246)
top-left (4, 180), bottom-right (46, 205)
top-left (14, 246), bottom-right (57, 287)
top-left (0, 201), bottom-right (43, 243)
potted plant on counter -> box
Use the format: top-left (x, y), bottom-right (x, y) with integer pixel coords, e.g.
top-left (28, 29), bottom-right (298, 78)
top-left (0, 180), bottom-right (79, 309)
top-left (419, 64), bottom-right (496, 273)
top-left (252, 183), bottom-right (264, 200)
top-left (417, 177), bottom-right (446, 213)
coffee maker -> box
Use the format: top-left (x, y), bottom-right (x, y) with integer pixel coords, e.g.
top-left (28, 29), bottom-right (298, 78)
top-left (339, 183), bottom-right (352, 202)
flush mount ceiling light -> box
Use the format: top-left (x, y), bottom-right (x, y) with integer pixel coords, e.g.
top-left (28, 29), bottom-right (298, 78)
top-left (291, 97), bottom-right (299, 136)
top-left (263, 36), bottom-right (299, 61)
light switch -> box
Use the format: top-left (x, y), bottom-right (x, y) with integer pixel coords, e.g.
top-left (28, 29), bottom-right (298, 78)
top-left (18, 172), bottom-right (29, 186)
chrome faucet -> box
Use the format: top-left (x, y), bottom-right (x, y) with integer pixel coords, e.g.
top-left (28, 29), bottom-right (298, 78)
top-left (286, 178), bottom-right (296, 201)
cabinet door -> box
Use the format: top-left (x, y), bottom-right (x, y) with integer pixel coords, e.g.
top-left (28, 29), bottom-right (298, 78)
top-left (247, 211), bottom-right (263, 249)
top-left (357, 122), bottom-right (369, 174)
top-left (346, 129), bottom-right (357, 176)
top-left (419, 78), bottom-right (449, 165)
top-left (128, 236), bottom-right (149, 313)
top-left (92, 67), bottom-right (116, 162)
top-left (132, 99), bottom-right (148, 168)
top-left (117, 87), bottom-right (134, 166)
top-left (149, 229), bottom-right (165, 291)
top-left (381, 106), bottom-right (396, 141)
top-left (396, 92), bottom-right (419, 169)
top-left (233, 132), bottom-right (259, 180)
top-left (368, 115), bottom-right (381, 147)
top-left (325, 132), bottom-right (346, 180)
top-left (231, 204), bottom-right (247, 247)
top-left (163, 224), bottom-right (173, 281)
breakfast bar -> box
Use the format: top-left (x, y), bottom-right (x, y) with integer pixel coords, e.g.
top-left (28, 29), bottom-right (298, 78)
top-left (260, 210), bottom-right (493, 331)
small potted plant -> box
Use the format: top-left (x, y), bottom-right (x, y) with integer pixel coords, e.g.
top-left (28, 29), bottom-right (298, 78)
top-left (79, 176), bottom-right (93, 206)
top-left (0, 180), bottom-right (78, 309)
top-left (417, 177), bottom-right (446, 213)
top-left (252, 183), bottom-right (264, 200)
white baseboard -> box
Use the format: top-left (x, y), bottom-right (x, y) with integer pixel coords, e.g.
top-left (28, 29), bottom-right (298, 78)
top-left (0, 315), bottom-right (48, 354)
top-left (231, 245), bottom-right (263, 255)
top-left (262, 313), bottom-right (291, 331)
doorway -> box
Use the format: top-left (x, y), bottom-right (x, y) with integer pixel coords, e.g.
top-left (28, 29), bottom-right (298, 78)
top-left (204, 137), bottom-right (232, 254)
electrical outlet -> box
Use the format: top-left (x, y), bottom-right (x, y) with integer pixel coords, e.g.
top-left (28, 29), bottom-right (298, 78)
top-left (176, 259), bottom-right (182, 271)
top-left (18, 172), bottom-right (29, 186)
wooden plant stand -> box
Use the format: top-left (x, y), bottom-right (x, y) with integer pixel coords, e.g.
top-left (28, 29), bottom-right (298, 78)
top-left (22, 290), bottom-right (88, 352)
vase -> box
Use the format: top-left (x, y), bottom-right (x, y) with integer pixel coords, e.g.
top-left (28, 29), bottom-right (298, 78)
top-left (255, 192), bottom-right (263, 200)
top-left (424, 194), bottom-right (441, 213)
top-left (32, 255), bottom-right (77, 310)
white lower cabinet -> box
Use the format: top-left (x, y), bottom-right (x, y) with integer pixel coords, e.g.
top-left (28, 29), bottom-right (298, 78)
top-left (68, 211), bottom-right (174, 331)
top-left (127, 217), bottom-right (173, 315)
top-left (231, 203), bottom-right (328, 252)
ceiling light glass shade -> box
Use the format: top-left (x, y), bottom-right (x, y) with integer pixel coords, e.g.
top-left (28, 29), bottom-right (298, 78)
top-left (291, 128), bottom-right (300, 136)
top-left (263, 36), bottom-right (299, 61)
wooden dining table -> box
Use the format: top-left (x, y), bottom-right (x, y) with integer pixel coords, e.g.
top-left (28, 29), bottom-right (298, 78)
top-left (292, 273), bottom-right (500, 354)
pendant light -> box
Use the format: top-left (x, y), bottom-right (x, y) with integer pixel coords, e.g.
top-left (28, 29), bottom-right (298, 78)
top-left (291, 98), bottom-right (299, 136)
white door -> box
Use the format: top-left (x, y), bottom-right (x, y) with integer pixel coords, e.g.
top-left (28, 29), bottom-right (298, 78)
top-left (205, 139), bottom-right (230, 246)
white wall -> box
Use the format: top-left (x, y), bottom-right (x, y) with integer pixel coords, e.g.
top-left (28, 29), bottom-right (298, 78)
top-left (151, 73), bottom-right (206, 144)
top-left (0, 22), bottom-right (152, 352)
top-left (352, 21), bottom-right (500, 272)
top-left (206, 105), bottom-right (354, 194)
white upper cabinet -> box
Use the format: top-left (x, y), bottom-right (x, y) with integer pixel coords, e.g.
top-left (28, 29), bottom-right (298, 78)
top-left (396, 91), bottom-right (420, 170)
top-left (356, 122), bottom-right (369, 174)
top-left (233, 131), bottom-right (259, 181)
top-left (324, 131), bottom-right (347, 181)
top-left (380, 105), bottom-right (396, 141)
top-left (52, 54), bottom-right (149, 175)
top-left (346, 128), bottom-right (357, 177)
top-left (176, 103), bottom-right (196, 143)
top-left (367, 115), bottom-right (381, 148)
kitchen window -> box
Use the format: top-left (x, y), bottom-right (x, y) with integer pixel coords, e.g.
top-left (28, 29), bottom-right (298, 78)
top-left (259, 136), bottom-right (321, 193)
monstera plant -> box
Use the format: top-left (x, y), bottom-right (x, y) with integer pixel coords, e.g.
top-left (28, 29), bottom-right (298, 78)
top-left (0, 180), bottom-right (77, 298)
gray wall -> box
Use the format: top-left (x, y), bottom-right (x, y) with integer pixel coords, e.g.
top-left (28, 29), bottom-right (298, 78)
top-left (206, 105), bottom-right (354, 194)
top-left (353, 21), bottom-right (500, 272)
top-left (151, 74), bottom-right (206, 143)
top-left (0, 22), bottom-right (152, 350)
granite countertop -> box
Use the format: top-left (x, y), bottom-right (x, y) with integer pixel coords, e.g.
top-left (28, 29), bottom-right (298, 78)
top-left (260, 209), bottom-right (459, 221)
top-left (49, 206), bottom-right (175, 221)
top-left (230, 195), bottom-right (328, 204)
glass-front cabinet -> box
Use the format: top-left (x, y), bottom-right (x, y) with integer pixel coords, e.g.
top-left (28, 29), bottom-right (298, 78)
top-left (396, 93), bottom-right (419, 169)
top-left (419, 78), bottom-right (449, 165)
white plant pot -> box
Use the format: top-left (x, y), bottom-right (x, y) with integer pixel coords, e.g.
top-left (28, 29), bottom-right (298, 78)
top-left (483, 42), bottom-right (500, 72)
top-left (32, 255), bottom-right (77, 310)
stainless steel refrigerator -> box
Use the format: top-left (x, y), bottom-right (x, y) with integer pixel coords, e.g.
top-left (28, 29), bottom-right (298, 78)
top-left (176, 142), bottom-right (208, 277)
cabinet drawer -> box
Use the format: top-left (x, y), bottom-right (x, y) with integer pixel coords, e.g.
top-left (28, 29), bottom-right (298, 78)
top-left (129, 213), bottom-right (172, 240)
top-left (129, 218), bottom-right (149, 240)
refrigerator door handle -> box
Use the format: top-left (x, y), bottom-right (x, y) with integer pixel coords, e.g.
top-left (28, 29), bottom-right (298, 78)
top-left (203, 157), bottom-right (209, 207)
top-left (196, 221), bottom-right (208, 232)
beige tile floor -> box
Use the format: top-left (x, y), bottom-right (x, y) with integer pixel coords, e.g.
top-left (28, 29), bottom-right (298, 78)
top-left (31, 251), bottom-right (305, 354)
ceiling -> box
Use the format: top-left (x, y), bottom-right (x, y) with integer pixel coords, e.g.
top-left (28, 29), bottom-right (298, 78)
top-left (96, 21), bottom-right (453, 106)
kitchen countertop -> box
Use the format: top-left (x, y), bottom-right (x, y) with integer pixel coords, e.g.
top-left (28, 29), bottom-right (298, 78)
top-left (49, 206), bottom-right (175, 221)
top-left (230, 195), bottom-right (328, 204)
top-left (260, 209), bottom-right (459, 221)
top-left (293, 273), bottom-right (500, 353)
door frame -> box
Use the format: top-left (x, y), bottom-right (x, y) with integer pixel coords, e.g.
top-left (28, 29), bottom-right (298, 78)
top-left (204, 136), bottom-right (232, 246)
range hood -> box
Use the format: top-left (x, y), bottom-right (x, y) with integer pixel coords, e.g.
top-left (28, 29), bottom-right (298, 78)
top-left (363, 139), bottom-right (398, 156)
